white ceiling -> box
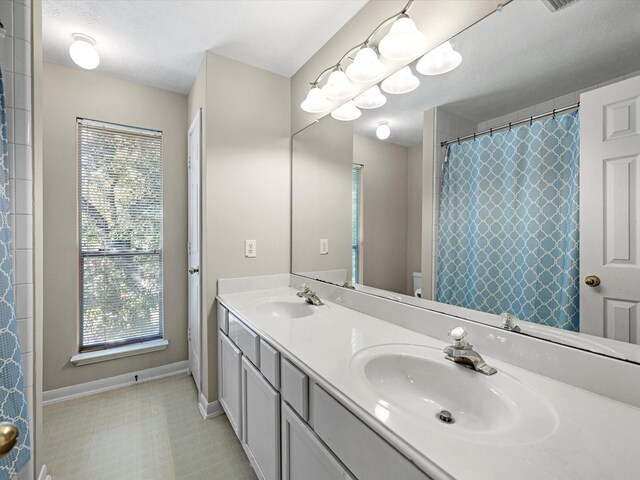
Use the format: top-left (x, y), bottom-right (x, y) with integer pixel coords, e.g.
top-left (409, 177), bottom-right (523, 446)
top-left (353, 0), bottom-right (640, 147)
top-left (42, 0), bottom-right (367, 94)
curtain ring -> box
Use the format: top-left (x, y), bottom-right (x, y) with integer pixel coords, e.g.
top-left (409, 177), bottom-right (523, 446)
top-left (508, 122), bottom-right (512, 131)
top-left (529, 116), bottom-right (533, 126)
top-left (473, 133), bottom-right (476, 142)
top-left (457, 137), bottom-right (460, 145)
top-left (489, 128), bottom-right (493, 137)
top-left (552, 108), bottom-right (556, 119)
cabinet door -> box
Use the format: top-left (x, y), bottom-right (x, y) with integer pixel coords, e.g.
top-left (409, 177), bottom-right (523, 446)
top-left (242, 357), bottom-right (280, 480)
top-left (282, 402), bottom-right (354, 480)
top-left (219, 332), bottom-right (242, 439)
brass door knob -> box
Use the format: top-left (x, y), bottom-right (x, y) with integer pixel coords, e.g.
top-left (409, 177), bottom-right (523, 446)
top-left (188, 267), bottom-right (199, 275)
top-left (584, 275), bottom-right (601, 287)
top-left (0, 422), bottom-right (18, 458)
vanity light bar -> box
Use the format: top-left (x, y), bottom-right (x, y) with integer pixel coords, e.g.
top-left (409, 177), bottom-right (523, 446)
top-left (300, 0), bottom-right (424, 115)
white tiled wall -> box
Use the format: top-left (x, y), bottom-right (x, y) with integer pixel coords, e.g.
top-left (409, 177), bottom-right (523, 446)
top-left (1, 0), bottom-right (34, 479)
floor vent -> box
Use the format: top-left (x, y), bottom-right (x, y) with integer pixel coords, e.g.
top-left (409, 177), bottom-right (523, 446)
top-left (540, 0), bottom-right (579, 12)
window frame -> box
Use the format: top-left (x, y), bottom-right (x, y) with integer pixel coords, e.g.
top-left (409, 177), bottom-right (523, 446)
top-left (77, 118), bottom-right (164, 352)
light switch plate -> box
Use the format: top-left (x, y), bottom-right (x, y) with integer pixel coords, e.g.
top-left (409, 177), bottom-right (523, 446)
top-left (245, 239), bottom-right (256, 258)
top-left (320, 238), bottom-right (329, 255)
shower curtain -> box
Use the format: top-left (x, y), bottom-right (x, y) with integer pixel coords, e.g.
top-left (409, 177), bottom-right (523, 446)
top-left (436, 111), bottom-right (580, 331)
top-left (0, 67), bottom-right (31, 476)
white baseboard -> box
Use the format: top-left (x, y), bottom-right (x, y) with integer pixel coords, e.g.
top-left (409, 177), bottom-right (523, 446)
top-left (43, 361), bottom-right (189, 405)
top-left (198, 392), bottom-right (224, 419)
top-left (38, 464), bottom-right (51, 480)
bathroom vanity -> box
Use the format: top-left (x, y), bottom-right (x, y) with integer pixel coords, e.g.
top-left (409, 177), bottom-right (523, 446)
top-left (217, 274), bottom-right (640, 480)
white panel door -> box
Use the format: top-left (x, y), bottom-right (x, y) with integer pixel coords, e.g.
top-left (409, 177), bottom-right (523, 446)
top-left (188, 109), bottom-right (202, 390)
top-left (580, 75), bottom-right (640, 344)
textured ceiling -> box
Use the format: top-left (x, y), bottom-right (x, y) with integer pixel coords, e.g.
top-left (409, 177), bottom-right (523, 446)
top-left (42, 0), bottom-right (367, 94)
top-left (353, 0), bottom-right (640, 147)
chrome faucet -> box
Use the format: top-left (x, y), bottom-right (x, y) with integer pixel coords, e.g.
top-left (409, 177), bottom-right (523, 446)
top-left (297, 284), bottom-right (324, 306)
top-left (500, 312), bottom-right (521, 332)
top-left (443, 327), bottom-right (497, 375)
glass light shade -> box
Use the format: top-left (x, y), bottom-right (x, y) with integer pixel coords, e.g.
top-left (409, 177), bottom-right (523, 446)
top-left (345, 47), bottom-right (385, 83)
top-left (416, 42), bottom-right (462, 75)
top-left (354, 86), bottom-right (387, 109)
top-left (69, 34), bottom-right (100, 70)
top-left (381, 66), bottom-right (419, 94)
top-left (376, 122), bottom-right (391, 140)
top-left (322, 69), bottom-right (356, 100)
top-left (300, 86), bottom-right (331, 113)
top-left (331, 101), bottom-right (361, 121)
top-left (378, 16), bottom-right (427, 61)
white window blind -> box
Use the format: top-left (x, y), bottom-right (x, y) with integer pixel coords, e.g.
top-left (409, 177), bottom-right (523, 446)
top-left (352, 164), bottom-right (363, 283)
top-left (78, 118), bottom-right (163, 351)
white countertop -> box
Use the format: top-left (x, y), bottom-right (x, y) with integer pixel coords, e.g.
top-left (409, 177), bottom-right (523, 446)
top-left (218, 286), bottom-right (640, 480)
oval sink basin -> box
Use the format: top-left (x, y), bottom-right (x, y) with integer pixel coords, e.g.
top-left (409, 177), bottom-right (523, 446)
top-left (350, 344), bottom-right (558, 444)
top-left (253, 300), bottom-right (315, 319)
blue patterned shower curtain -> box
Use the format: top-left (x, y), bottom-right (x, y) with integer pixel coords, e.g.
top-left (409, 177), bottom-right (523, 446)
top-left (0, 67), bottom-right (31, 476)
top-left (436, 111), bottom-right (580, 331)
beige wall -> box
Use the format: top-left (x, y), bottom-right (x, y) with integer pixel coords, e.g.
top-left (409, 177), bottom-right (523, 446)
top-left (43, 63), bottom-right (189, 390)
top-left (354, 135), bottom-right (408, 294)
top-left (292, 117), bottom-right (353, 281)
top-left (189, 52), bottom-right (291, 402)
top-left (421, 109), bottom-right (436, 300)
top-left (407, 143), bottom-right (423, 295)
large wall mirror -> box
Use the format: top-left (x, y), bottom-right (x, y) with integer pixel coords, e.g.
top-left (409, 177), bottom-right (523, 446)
top-left (292, 0), bottom-right (640, 363)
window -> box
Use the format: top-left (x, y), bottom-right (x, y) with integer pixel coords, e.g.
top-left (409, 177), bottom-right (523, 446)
top-left (351, 164), bottom-right (363, 283)
top-left (78, 118), bottom-right (163, 351)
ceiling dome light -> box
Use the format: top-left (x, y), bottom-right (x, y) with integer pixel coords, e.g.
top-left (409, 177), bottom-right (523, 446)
top-left (331, 101), bottom-right (361, 122)
top-left (354, 86), bottom-right (387, 109)
top-left (376, 121), bottom-right (391, 140)
top-left (381, 66), bottom-right (419, 94)
top-left (346, 47), bottom-right (386, 83)
top-left (69, 33), bottom-right (100, 70)
top-left (416, 41), bottom-right (462, 76)
top-left (322, 69), bottom-right (356, 100)
top-left (300, 85), bottom-right (331, 113)
top-left (378, 15), bottom-right (427, 61)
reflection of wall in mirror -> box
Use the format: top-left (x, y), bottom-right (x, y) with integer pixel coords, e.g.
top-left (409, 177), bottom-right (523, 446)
top-left (292, 119), bottom-right (353, 283)
top-left (354, 135), bottom-right (413, 295)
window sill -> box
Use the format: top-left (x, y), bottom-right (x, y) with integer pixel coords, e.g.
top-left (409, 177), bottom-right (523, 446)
top-left (70, 339), bottom-right (169, 366)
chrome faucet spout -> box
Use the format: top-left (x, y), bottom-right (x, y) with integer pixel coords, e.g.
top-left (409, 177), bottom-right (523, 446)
top-left (297, 284), bottom-right (324, 306)
top-left (443, 327), bottom-right (497, 375)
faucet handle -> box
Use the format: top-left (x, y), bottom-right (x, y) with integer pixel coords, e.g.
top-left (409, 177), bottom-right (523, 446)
top-left (500, 313), bottom-right (521, 332)
top-left (300, 283), bottom-right (311, 292)
top-left (448, 326), bottom-right (469, 348)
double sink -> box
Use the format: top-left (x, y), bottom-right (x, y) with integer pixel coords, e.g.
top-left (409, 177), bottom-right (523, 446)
top-left (251, 298), bottom-right (558, 445)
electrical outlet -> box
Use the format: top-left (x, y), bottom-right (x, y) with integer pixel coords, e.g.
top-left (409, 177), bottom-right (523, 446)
top-left (245, 239), bottom-right (257, 258)
top-left (320, 238), bottom-right (329, 255)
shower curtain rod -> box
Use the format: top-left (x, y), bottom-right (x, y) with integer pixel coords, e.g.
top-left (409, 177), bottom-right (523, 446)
top-left (440, 102), bottom-right (580, 147)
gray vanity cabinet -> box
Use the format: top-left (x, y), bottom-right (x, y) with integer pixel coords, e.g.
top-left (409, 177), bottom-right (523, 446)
top-left (281, 402), bottom-right (354, 480)
top-left (242, 357), bottom-right (281, 480)
top-left (219, 331), bottom-right (242, 439)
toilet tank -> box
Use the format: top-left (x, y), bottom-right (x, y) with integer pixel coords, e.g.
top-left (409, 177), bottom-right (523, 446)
top-left (412, 272), bottom-right (422, 297)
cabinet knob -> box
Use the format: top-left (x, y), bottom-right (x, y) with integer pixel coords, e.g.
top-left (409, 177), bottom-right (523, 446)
top-left (584, 275), bottom-right (600, 287)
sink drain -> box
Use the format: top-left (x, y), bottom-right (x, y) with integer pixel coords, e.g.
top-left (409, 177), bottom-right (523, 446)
top-left (436, 410), bottom-right (455, 424)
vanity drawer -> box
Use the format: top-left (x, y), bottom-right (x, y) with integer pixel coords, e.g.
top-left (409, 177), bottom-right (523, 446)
top-left (260, 340), bottom-right (280, 389)
top-left (228, 313), bottom-right (260, 367)
top-left (281, 358), bottom-right (309, 420)
top-left (312, 385), bottom-right (432, 480)
top-left (217, 302), bottom-right (229, 334)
